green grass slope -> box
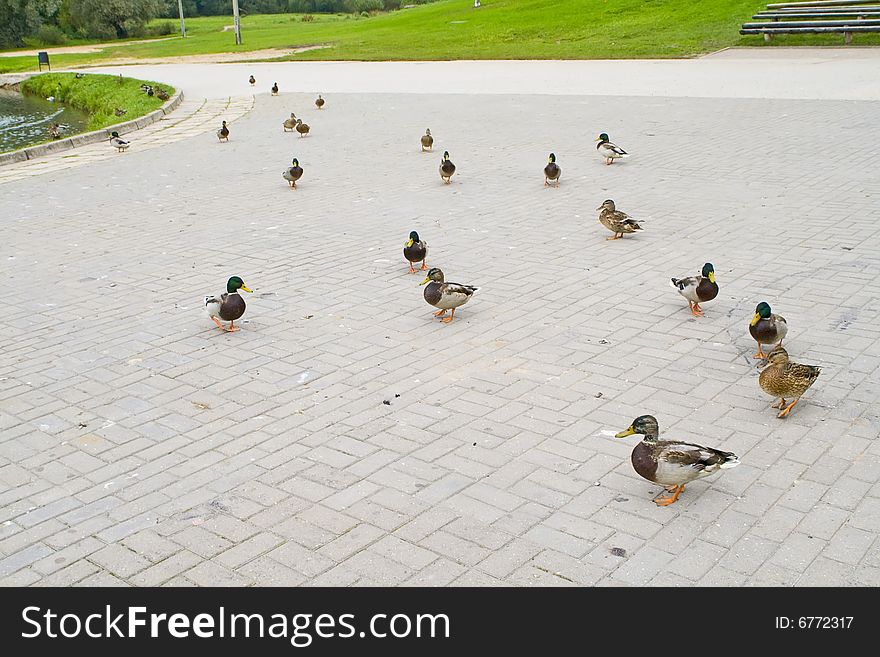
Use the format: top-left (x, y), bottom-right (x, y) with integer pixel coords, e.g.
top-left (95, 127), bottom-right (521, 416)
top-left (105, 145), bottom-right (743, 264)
top-left (1, 0), bottom-right (877, 73)
top-left (20, 73), bottom-right (174, 130)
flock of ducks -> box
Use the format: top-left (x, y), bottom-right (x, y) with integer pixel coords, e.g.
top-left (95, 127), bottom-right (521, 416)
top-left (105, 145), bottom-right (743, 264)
top-left (190, 81), bottom-right (824, 508)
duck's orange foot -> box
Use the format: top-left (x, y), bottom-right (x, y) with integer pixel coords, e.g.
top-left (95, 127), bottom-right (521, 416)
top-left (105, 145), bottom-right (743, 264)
top-left (777, 399), bottom-right (798, 418)
top-left (433, 309), bottom-right (447, 317)
top-left (770, 398), bottom-right (786, 409)
top-left (654, 484), bottom-right (684, 506)
top-left (420, 262), bottom-right (428, 270)
top-left (441, 315), bottom-right (455, 323)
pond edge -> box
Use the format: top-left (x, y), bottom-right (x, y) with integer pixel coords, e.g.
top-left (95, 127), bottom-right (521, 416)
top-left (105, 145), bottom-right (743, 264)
top-left (0, 81), bottom-right (184, 166)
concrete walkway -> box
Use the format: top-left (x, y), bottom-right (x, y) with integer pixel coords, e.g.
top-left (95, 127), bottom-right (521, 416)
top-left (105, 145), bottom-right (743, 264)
top-left (1, 54), bottom-right (878, 587)
top-left (83, 48), bottom-right (880, 101)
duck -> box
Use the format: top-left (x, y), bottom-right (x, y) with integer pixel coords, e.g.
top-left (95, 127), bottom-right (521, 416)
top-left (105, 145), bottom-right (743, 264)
top-left (420, 128), bottom-right (433, 152)
top-left (749, 301), bottom-right (788, 359)
top-left (758, 346), bottom-right (821, 418)
top-left (439, 151), bottom-right (456, 184)
top-left (155, 87), bottom-right (170, 101)
top-left (271, 82), bottom-right (279, 96)
top-left (48, 122), bottom-right (63, 139)
top-left (282, 158), bottom-right (304, 188)
top-left (315, 94), bottom-right (325, 109)
top-left (597, 199), bottom-right (642, 240)
top-left (404, 231), bottom-right (428, 273)
top-left (249, 75), bottom-right (256, 86)
top-left (295, 118), bottom-right (310, 137)
top-left (596, 132), bottom-right (628, 165)
top-left (109, 131), bottom-right (130, 152)
top-left (614, 415), bottom-right (740, 506)
top-left (283, 113), bottom-right (297, 131)
top-left (205, 276), bottom-right (253, 332)
top-left (544, 152), bottom-right (561, 187)
top-left (670, 263), bottom-right (718, 317)
top-left (420, 268), bottom-right (479, 323)
top-left (217, 120), bottom-right (230, 142)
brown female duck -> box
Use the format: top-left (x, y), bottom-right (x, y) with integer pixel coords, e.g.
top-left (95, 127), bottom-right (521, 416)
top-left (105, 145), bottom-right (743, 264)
top-left (758, 346), bottom-right (821, 418)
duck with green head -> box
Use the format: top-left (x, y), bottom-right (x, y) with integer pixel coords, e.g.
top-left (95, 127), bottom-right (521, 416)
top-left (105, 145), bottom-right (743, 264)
top-left (614, 415), bottom-right (740, 506)
top-left (404, 231), bottom-right (428, 273)
top-left (670, 263), bottom-right (718, 317)
top-left (283, 158), bottom-right (303, 188)
top-left (420, 268), bottom-right (479, 323)
top-left (439, 151), bottom-right (456, 184)
top-left (749, 301), bottom-right (788, 359)
top-left (109, 131), bottom-right (130, 152)
top-left (544, 153), bottom-right (561, 187)
top-left (595, 132), bottom-right (628, 165)
top-left (205, 276), bottom-right (253, 332)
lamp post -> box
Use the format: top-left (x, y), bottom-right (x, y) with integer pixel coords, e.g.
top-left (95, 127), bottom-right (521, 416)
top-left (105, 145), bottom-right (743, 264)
top-left (232, 0), bottom-right (242, 45)
top-left (178, 0), bottom-right (186, 37)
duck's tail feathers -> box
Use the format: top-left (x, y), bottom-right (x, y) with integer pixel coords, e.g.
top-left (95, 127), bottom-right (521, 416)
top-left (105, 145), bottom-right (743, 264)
top-left (719, 453), bottom-right (740, 469)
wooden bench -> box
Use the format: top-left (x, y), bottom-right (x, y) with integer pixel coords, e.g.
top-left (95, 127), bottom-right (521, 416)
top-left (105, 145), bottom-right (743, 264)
top-left (741, 1), bottom-right (880, 42)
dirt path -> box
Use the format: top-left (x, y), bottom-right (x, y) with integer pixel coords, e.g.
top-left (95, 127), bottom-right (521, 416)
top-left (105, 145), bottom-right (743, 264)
top-left (0, 37), bottom-right (177, 58)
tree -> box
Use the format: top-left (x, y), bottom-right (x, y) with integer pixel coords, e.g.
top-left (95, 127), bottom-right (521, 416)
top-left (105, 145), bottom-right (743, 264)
top-left (0, 0), bottom-right (62, 48)
top-left (68, 0), bottom-right (162, 39)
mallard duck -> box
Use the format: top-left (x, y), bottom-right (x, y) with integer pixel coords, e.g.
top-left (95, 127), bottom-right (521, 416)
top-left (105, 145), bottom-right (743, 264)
top-left (295, 119), bottom-right (310, 137)
top-left (217, 121), bottom-right (230, 142)
top-left (114, 107), bottom-right (127, 116)
top-left (283, 113), bottom-right (297, 131)
top-left (271, 82), bottom-right (279, 96)
top-left (615, 415), bottom-right (739, 506)
top-left (249, 75), bottom-right (256, 86)
top-left (596, 132), bottom-right (628, 165)
top-left (156, 87), bottom-right (170, 101)
top-left (404, 231), bottom-right (428, 273)
top-left (597, 199), bottom-right (642, 240)
top-left (315, 94), bottom-right (325, 109)
top-left (421, 128), bottom-right (433, 152)
top-left (758, 346), bottom-right (821, 418)
top-left (420, 268), bottom-right (479, 323)
top-left (544, 152), bottom-right (561, 187)
top-left (439, 151), bottom-right (456, 184)
top-left (205, 276), bottom-right (253, 332)
top-left (48, 122), bottom-right (63, 139)
top-left (282, 158), bottom-right (303, 188)
top-left (670, 263), bottom-right (718, 317)
top-left (109, 131), bottom-right (130, 152)
top-left (749, 301), bottom-right (788, 359)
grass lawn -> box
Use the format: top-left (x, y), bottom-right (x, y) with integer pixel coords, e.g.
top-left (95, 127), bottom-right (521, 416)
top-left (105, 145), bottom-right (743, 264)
top-left (20, 73), bottom-right (175, 131)
top-left (1, 0), bottom-right (878, 73)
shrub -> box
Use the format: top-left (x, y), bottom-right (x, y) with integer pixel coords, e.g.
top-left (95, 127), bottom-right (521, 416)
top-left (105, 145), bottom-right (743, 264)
top-left (145, 21), bottom-right (175, 36)
top-left (34, 24), bottom-right (69, 46)
top-left (301, 13), bottom-right (314, 21)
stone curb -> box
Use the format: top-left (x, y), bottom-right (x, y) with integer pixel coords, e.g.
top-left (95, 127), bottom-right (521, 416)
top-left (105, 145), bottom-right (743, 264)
top-left (0, 89), bottom-right (184, 167)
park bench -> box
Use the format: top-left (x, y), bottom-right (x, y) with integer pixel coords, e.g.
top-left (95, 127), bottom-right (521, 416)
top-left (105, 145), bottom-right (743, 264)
top-left (741, 0), bottom-right (880, 42)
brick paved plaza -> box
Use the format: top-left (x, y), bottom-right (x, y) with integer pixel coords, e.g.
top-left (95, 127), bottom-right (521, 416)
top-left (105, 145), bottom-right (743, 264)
top-left (1, 57), bottom-right (879, 586)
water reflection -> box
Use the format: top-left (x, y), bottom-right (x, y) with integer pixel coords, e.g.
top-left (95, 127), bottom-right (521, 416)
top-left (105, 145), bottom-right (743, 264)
top-left (0, 89), bottom-right (91, 153)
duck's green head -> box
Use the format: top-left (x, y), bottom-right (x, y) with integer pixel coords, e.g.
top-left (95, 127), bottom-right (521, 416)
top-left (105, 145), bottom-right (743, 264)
top-left (406, 231), bottom-right (420, 247)
top-left (292, 158), bottom-right (299, 167)
top-left (420, 268), bottom-right (444, 285)
top-left (702, 262), bottom-right (716, 284)
top-left (615, 415), bottom-right (659, 439)
top-left (442, 151), bottom-right (450, 161)
top-left (227, 276), bottom-right (252, 294)
top-left (751, 301), bottom-right (772, 326)
top-left (596, 133), bottom-right (609, 143)
top-left (110, 131), bottom-right (119, 138)
top-left (596, 199), bottom-right (615, 212)
top-left (548, 153), bottom-right (556, 163)
top-left (426, 128), bottom-right (431, 135)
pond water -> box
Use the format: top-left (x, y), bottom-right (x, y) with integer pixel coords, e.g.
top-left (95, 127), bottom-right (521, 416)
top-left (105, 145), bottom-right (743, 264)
top-left (0, 88), bottom-right (91, 153)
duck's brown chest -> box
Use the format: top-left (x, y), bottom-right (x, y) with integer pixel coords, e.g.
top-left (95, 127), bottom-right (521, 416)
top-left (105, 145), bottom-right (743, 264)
top-left (750, 318), bottom-right (777, 343)
top-left (423, 282), bottom-right (442, 306)
top-left (404, 242), bottom-right (427, 262)
top-left (696, 278), bottom-right (719, 302)
top-left (219, 293), bottom-right (246, 321)
top-left (631, 441), bottom-right (658, 483)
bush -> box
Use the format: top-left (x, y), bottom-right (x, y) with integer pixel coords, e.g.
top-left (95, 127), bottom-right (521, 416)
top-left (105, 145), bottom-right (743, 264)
top-left (145, 21), bottom-right (175, 36)
top-left (34, 24), bottom-right (69, 46)
top-left (301, 13), bottom-right (314, 21)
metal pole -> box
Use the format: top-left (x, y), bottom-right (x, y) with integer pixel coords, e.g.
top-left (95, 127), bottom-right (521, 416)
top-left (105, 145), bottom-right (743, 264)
top-left (232, 0), bottom-right (242, 45)
top-left (178, 0), bottom-right (186, 38)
